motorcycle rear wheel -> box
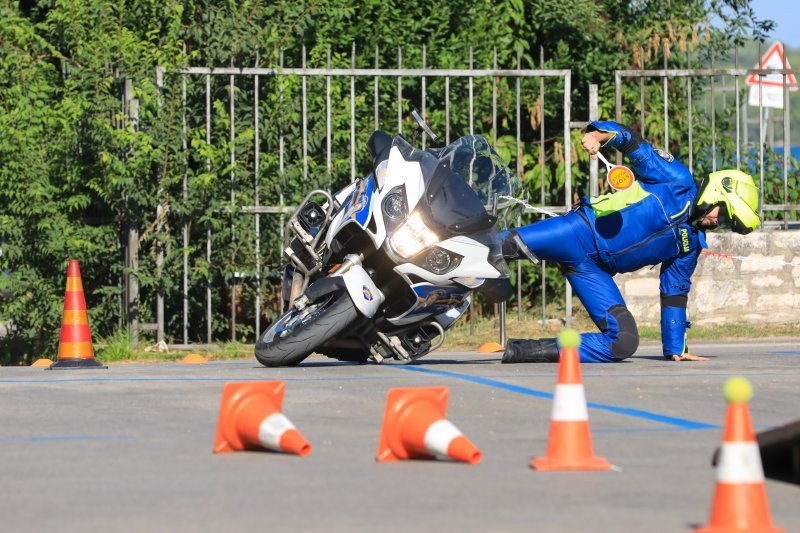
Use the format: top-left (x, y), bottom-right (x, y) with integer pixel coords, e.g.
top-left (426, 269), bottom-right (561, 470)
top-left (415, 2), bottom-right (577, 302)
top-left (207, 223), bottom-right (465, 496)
top-left (255, 292), bottom-right (359, 367)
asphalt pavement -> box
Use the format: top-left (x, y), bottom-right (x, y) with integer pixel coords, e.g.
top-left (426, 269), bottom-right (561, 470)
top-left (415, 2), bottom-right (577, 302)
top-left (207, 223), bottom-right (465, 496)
top-left (2, 339), bottom-right (799, 532)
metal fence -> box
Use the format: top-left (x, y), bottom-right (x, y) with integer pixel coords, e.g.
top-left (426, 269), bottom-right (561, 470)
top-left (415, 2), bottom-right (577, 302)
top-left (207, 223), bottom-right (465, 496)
top-left (133, 42), bottom-right (800, 349)
top-left (134, 46), bottom-right (575, 347)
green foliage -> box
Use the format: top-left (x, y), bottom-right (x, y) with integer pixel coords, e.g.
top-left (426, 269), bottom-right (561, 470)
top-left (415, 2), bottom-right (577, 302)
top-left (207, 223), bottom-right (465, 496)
top-left (0, 0), bottom-right (790, 365)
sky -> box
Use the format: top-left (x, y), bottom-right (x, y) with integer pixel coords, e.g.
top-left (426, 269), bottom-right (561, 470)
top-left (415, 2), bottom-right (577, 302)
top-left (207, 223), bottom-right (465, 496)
top-left (749, 0), bottom-right (800, 47)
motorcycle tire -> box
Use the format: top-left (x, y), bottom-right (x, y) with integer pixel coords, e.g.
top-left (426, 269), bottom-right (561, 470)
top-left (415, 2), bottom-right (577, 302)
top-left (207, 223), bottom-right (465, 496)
top-left (255, 292), bottom-right (359, 367)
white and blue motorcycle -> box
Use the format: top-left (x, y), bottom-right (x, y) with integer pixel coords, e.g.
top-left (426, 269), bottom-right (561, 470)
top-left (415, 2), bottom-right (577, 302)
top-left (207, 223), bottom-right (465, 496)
top-left (255, 112), bottom-right (526, 367)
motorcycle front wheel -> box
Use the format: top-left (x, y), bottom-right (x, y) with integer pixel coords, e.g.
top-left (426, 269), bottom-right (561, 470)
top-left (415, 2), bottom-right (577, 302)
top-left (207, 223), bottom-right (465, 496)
top-left (255, 292), bottom-right (359, 367)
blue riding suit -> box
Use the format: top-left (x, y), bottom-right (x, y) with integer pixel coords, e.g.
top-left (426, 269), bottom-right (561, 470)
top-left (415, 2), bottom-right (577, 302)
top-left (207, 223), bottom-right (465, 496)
top-left (513, 121), bottom-right (707, 362)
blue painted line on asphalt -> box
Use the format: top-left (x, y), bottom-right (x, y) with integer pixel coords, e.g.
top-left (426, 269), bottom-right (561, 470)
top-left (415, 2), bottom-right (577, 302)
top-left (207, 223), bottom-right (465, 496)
top-left (770, 351), bottom-right (800, 355)
top-left (396, 365), bottom-right (717, 430)
top-left (0, 435), bottom-right (136, 443)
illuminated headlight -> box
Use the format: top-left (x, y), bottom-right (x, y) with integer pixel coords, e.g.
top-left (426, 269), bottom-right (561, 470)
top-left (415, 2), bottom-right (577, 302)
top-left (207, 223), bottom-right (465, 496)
top-left (420, 247), bottom-right (462, 275)
top-left (388, 211), bottom-right (438, 258)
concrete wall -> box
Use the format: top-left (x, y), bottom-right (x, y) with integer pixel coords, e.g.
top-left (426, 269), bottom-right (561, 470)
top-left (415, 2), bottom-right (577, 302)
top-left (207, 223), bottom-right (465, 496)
top-left (616, 230), bottom-right (800, 326)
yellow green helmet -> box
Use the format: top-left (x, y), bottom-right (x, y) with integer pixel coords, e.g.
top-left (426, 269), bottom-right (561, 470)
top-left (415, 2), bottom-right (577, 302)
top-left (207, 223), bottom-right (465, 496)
top-left (694, 169), bottom-right (760, 235)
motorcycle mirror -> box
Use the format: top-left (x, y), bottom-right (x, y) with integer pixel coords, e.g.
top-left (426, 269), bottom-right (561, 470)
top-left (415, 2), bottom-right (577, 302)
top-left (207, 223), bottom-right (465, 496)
top-left (410, 108), bottom-right (438, 143)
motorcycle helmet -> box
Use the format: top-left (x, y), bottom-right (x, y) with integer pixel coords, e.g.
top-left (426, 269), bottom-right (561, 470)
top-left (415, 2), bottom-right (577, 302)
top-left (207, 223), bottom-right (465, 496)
top-left (693, 169), bottom-right (760, 234)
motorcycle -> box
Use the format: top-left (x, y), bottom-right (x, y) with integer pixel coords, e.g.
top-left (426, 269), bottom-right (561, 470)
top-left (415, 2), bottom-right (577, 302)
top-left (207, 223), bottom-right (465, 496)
top-left (255, 111), bottom-right (527, 367)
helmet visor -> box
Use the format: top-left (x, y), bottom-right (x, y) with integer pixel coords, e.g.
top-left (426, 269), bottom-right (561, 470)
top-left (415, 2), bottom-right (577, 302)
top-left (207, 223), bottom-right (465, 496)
top-left (716, 203), bottom-right (758, 235)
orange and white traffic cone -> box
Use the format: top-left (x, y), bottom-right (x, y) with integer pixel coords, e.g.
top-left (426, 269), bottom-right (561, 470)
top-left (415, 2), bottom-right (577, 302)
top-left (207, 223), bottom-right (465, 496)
top-left (49, 260), bottom-right (106, 370)
top-left (376, 386), bottom-right (481, 464)
top-left (695, 377), bottom-right (784, 533)
top-left (213, 381), bottom-right (311, 457)
top-left (531, 329), bottom-right (611, 471)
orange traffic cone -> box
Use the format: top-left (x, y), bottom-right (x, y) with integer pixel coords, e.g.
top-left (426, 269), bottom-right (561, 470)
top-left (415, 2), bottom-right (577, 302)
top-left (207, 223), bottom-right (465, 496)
top-left (376, 386), bottom-right (481, 464)
top-left (49, 260), bottom-right (106, 370)
top-left (179, 353), bottom-right (208, 364)
top-left (476, 342), bottom-right (504, 353)
top-left (695, 377), bottom-right (784, 533)
top-left (213, 381), bottom-right (312, 457)
top-left (531, 329), bottom-right (611, 471)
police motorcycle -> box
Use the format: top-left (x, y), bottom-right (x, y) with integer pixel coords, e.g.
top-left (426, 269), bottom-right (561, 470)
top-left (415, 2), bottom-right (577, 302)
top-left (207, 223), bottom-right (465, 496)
top-left (255, 111), bottom-right (526, 367)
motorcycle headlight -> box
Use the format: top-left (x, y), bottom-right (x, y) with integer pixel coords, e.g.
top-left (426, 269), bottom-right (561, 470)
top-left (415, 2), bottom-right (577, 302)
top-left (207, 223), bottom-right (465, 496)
top-left (415, 246), bottom-right (462, 275)
top-left (381, 185), bottom-right (408, 222)
top-left (388, 211), bottom-right (439, 259)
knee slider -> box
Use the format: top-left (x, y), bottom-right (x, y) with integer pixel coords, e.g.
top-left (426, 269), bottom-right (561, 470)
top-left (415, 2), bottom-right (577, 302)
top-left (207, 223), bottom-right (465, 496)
top-left (608, 305), bottom-right (639, 359)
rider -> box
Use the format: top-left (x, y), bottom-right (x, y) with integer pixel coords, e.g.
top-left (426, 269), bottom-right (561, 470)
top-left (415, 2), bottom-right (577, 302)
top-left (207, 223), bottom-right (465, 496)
top-left (501, 120), bottom-right (761, 363)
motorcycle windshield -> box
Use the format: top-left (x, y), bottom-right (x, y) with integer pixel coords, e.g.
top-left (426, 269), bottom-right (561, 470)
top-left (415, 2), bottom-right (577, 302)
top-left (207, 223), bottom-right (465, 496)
top-left (388, 134), bottom-right (524, 234)
top-left (432, 135), bottom-right (525, 231)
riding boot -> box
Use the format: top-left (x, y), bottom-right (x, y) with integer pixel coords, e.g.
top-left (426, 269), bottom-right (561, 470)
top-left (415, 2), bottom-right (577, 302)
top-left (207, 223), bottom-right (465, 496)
top-left (501, 338), bottom-right (560, 363)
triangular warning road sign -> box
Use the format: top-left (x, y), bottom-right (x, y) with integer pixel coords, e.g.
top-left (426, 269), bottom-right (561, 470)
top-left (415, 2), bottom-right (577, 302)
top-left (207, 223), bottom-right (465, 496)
top-left (746, 42), bottom-right (798, 89)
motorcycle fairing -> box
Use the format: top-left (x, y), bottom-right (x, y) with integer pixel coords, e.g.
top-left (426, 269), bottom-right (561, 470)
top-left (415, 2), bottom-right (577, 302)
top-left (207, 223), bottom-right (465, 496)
top-left (386, 283), bottom-right (468, 325)
top-left (340, 176), bottom-right (375, 227)
top-left (338, 263), bottom-right (384, 317)
top-left (393, 234), bottom-right (504, 285)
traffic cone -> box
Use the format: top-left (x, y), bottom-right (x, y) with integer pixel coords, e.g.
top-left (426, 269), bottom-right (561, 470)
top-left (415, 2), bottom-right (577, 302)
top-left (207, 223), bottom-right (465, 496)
top-left (695, 377), bottom-right (784, 533)
top-left (376, 386), bottom-right (481, 464)
top-left (49, 260), bottom-right (106, 370)
top-left (179, 353), bottom-right (208, 364)
top-left (476, 341), bottom-right (504, 353)
top-left (213, 381), bottom-right (312, 457)
top-left (531, 329), bottom-right (611, 471)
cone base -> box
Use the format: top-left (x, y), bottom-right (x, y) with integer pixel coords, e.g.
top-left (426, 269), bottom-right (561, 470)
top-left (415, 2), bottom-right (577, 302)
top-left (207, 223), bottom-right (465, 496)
top-left (531, 454), bottom-right (612, 471)
top-left (48, 358), bottom-right (107, 370)
top-left (695, 525), bottom-right (784, 533)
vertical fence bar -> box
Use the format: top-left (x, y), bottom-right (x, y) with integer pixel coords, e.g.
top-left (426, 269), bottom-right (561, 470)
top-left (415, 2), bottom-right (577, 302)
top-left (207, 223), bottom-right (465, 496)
top-left (327, 47), bottom-right (332, 189)
top-left (687, 48), bottom-right (693, 174)
top-left (351, 43), bottom-right (356, 181)
top-left (422, 45), bottom-right (427, 149)
top-left (397, 46), bottom-right (402, 134)
top-left (254, 52), bottom-right (261, 339)
top-left (302, 45), bottom-right (308, 182)
top-left (374, 45), bottom-right (379, 131)
top-left (445, 76), bottom-right (450, 144)
top-left (206, 73), bottom-right (212, 343)
top-left (279, 50), bottom-right (286, 311)
top-left (118, 74), bottom-right (124, 330)
top-left (783, 41), bottom-right (790, 229)
top-left (615, 72), bottom-right (622, 165)
top-left (640, 78), bottom-right (645, 138)
top-left (735, 47), bottom-right (741, 170)
top-left (711, 47), bottom-right (716, 172)
top-left (181, 51), bottom-right (188, 344)
top-left (563, 71), bottom-right (572, 327)
top-left (469, 47), bottom-right (474, 135)
top-left (758, 41), bottom-right (764, 222)
top-left (589, 84), bottom-right (599, 197)
top-left (743, 81), bottom-right (749, 147)
top-left (540, 46), bottom-right (546, 324)
top-left (229, 58), bottom-right (236, 342)
top-left (492, 48), bottom-right (498, 144)
top-left (663, 46), bottom-right (669, 149)
top-left (156, 68), bottom-right (165, 344)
